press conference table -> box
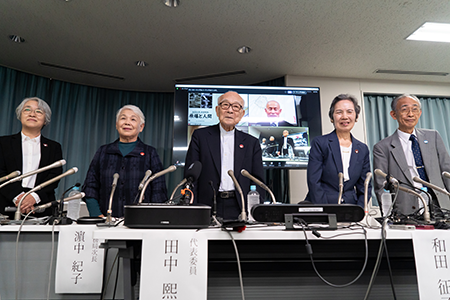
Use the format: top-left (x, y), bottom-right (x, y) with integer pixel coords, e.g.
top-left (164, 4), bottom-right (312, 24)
top-left (93, 224), bottom-right (418, 300)
top-left (0, 223), bottom-right (419, 300)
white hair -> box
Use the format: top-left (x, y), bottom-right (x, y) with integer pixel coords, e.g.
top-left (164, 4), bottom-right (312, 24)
top-left (116, 104), bottom-right (145, 126)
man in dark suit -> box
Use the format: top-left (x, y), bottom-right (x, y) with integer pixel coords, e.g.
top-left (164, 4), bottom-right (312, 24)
top-left (278, 130), bottom-right (295, 157)
top-left (0, 97), bottom-right (63, 218)
top-left (373, 94), bottom-right (450, 215)
top-left (185, 91), bottom-right (265, 220)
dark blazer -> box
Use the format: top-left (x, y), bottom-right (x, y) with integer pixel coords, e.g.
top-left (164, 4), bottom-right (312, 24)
top-left (373, 128), bottom-right (450, 215)
top-left (0, 132), bottom-right (63, 216)
top-left (185, 124), bottom-right (265, 217)
top-left (278, 137), bottom-right (295, 155)
top-left (305, 131), bottom-right (371, 207)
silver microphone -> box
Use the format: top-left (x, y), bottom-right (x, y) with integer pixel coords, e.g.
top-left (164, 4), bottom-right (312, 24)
top-left (374, 169), bottom-right (430, 222)
top-left (241, 169), bottom-right (276, 204)
top-left (29, 167), bottom-right (78, 193)
top-left (364, 172), bottom-right (372, 213)
top-left (138, 165), bottom-right (177, 204)
top-left (374, 169), bottom-right (398, 186)
top-left (14, 167), bottom-right (78, 220)
top-left (337, 172), bottom-right (344, 204)
top-left (105, 173), bottom-right (120, 223)
top-left (442, 171), bottom-right (450, 179)
top-left (10, 159), bottom-right (66, 184)
top-left (138, 170), bottom-right (152, 191)
top-left (413, 176), bottom-right (450, 196)
top-left (0, 171), bottom-right (21, 183)
top-left (227, 170), bottom-right (246, 221)
top-left (33, 192), bottom-right (85, 213)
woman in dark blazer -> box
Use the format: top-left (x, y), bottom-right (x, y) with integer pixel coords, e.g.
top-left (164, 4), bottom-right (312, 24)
top-left (305, 94), bottom-right (371, 207)
top-left (0, 97), bottom-right (63, 217)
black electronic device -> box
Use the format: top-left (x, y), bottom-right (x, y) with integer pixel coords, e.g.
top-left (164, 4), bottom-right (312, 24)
top-left (124, 203), bottom-right (211, 229)
top-left (251, 203), bottom-right (365, 223)
top-left (173, 84), bottom-right (322, 169)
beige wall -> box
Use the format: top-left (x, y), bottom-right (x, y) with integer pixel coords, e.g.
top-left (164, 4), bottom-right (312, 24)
top-left (286, 75), bottom-right (450, 203)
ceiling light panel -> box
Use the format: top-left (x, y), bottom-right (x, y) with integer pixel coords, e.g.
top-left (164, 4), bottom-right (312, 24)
top-left (407, 22), bottom-right (450, 43)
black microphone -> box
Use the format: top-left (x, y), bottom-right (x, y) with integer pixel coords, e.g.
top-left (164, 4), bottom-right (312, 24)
top-left (184, 161), bottom-right (202, 188)
top-left (60, 182), bottom-right (81, 199)
top-left (105, 173), bottom-right (119, 223)
top-left (209, 180), bottom-right (222, 226)
top-left (169, 162), bottom-right (202, 203)
top-left (374, 169), bottom-right (398, 188)
top-left (33, 192), bottom-right (85, 213)
top-left (0, 171), bottom-right (21, 183)
top-left (241, 169), bottom-right (276, 204)
top-left (227, 170), bottom-right (246, 221)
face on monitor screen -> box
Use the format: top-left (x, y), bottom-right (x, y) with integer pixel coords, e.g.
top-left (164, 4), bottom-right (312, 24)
top-left (173, 84), bottom-right (321, 169)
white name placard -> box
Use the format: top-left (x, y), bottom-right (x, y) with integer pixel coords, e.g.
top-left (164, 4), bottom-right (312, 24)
top-left (140, 230), bottom-right (208, 299)
top-left (412, 230), bottom-right (450, 299)
top-left (55, 225), bottom-right (105, 293)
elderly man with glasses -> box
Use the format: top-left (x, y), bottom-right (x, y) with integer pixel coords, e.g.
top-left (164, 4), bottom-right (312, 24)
top-left (185, 91), bottom-right (265, 220)
top-left (373, 94), bottom-right (450, 216)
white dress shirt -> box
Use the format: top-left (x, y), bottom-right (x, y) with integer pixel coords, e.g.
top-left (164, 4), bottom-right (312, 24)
top-left (219, 124), bottom-right (235, 191)
top-left (340, 144), bottom-right (352, 182)
top-left (15, 132), bottom-right (41, 204)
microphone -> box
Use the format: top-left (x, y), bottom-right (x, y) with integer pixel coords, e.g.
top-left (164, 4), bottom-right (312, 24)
top-left (374, 169), bottom-right (398, 187)
top-left (138, 170), bottom-right (152, 191)
top-left (442, 171), bottom-right (450, 179)
top-left (184, 161), bottom-right (202, 188)
top-left (241, 169), bottom-right (276, 204)
top-left (9, 159), bottom-right (66, 184)
top-left (209, 180), bottom-right (221, 226)
top-left (0, 171), bottom-right (21, 183)
top-left (14, 167), bottom-right (78, 220)
top-left (33, 192), bottom-right (85, 213)
top-left (139, 165), bottom-right (177, 204)
top-left (105, 173), bottom-right (119, 223)
top-left (413, 176), bottom-right (450, 197)
top-left (169, 161), bottom-right (202, 203)
top-left (227, 170), bottom-right (246, 222)
top-left (337, 172), bottom-right (344, 204)
top-left (364, 172), bottom-right (372, 214)
top-left (374, 169), bottom-right (430, 222)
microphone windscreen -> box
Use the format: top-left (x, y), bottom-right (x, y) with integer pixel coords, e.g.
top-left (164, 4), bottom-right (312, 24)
top-left (185, 161), bottom-right (202, 181)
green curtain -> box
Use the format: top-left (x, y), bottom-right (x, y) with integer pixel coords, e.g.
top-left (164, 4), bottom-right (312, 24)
top-left (364, 94), bottom-right (450, 204)
top-left (0, 66), bottom-right (175, 195)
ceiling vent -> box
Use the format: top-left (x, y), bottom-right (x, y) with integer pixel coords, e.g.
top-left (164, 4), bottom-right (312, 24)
top-left (40, 62), bottom-right (125, 80)
top-left (374, 69), bottom-right (448, 76)
top-left (174, 70), bottom-right (246, 82)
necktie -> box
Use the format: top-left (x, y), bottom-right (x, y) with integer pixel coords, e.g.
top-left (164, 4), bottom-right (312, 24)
top-left (410, 134), bottom-right (428, 181)
top-left (270, 122), bottom-right (277, 127)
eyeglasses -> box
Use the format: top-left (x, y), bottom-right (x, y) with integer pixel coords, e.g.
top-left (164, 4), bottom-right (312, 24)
top-left (399, 106), bottom-right (420, 115)
top-left (22, 107), bottom-right (44, 116)
top-left (219, 102), bottom-right (242, 112)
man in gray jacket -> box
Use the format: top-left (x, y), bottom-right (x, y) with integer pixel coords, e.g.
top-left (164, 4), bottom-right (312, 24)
top-left (373, 94), bottom-right (450, 216)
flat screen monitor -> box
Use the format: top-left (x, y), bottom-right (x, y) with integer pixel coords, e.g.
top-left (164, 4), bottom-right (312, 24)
top-left (173, 84), bottom-right (322, 169)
